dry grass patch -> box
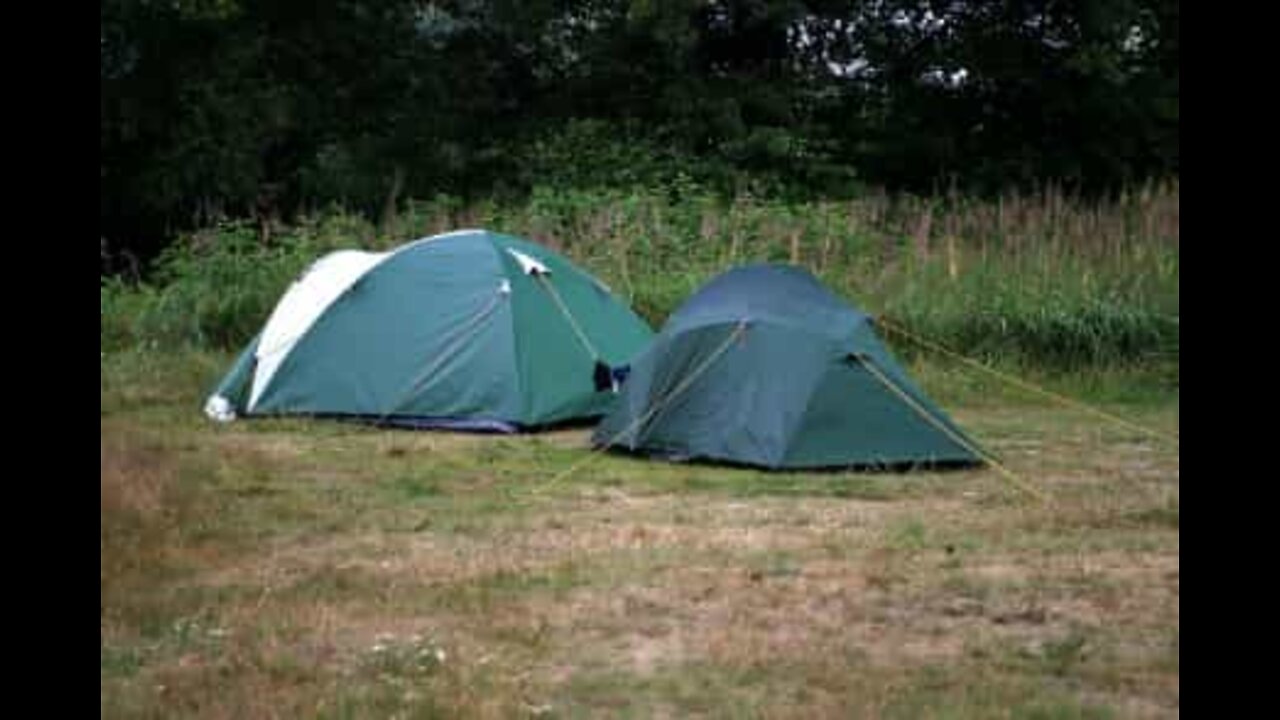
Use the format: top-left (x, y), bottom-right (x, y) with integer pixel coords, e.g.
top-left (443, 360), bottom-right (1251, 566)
top-left (102, 363), bottom-right (1178, 718)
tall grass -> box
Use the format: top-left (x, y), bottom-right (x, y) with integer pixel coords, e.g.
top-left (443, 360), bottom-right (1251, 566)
top-left (101, 183), bottom-right (1178, 374)
top-left (101, 212), bottom-right (370, 350)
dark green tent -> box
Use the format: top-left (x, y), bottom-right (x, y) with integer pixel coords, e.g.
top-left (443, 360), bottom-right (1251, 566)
top-left (204, 229), bottom-right (654, 431)
top-left (592, 264), bottom-right (983, 469)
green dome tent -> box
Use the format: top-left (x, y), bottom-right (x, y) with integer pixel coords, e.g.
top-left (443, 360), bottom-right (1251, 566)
top-left (204, 229), bottom-right (654, 432)
top-left (593, 264), bottom-right (983, 469)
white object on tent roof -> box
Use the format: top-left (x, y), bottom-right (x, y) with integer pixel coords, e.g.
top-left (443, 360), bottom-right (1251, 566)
top-left (507, 248), bottom-right (550, 275)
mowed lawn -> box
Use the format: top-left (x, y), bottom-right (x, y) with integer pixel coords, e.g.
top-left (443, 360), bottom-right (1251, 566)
top-left (102, 353), bottom-right (1179, 719)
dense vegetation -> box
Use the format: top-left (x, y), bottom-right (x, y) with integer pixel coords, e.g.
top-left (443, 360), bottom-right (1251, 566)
top-left (102, 0), bottom-right (1178, 270)
top-left (101, 183), bottom-right (1178, 381)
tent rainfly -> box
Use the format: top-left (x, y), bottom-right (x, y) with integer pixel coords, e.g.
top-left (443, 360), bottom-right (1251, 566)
top-left (593, 263), bottom-right (984, 469)
top-left (204, 229), bottom-right (654, 432)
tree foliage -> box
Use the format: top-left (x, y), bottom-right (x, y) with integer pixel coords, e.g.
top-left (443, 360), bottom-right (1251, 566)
top-left (101, 0), bottom-right (1178, 268)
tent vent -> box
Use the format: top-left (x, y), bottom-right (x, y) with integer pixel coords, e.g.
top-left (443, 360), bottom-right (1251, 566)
top-left (507, 248), bottom-right (550, 276)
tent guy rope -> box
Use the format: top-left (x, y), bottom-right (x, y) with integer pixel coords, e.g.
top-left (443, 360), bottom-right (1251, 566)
top-left (875, 317), bottom-right (1178, 447)
top-left (857, 355), bottom-right (1051, 504)
top-left (533, 320), bottom-right (748, 494)
top-left (537, 274), bottom-right (602, 362)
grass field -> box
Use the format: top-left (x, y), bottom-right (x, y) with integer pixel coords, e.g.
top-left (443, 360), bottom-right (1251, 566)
top-left (101, 350), bottom-right (1178, 719)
